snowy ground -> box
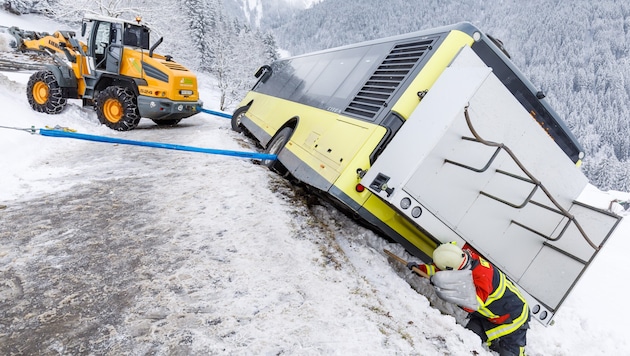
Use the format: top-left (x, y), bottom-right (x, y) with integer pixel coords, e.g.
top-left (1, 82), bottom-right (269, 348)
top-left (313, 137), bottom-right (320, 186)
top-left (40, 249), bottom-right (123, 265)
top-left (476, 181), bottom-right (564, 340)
top-left (1, 10), bottom-right (630, 356)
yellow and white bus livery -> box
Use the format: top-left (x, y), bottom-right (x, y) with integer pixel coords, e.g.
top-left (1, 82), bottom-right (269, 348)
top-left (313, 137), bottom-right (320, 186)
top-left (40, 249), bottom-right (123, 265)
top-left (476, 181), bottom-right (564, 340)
top-left (232, 22), bottom-right (621, 325)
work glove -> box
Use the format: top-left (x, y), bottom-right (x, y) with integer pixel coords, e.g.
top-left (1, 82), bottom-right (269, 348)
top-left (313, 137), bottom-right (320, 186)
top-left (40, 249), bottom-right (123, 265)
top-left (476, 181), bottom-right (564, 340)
top-left (430, 270), bottom-right (479, 311)
top-left (407, 261), bottom-right (419, 271)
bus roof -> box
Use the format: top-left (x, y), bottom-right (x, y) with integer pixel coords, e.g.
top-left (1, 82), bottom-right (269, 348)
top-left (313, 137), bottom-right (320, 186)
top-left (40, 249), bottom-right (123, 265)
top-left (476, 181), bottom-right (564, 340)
top-left (277, 21), bottom-right (584, 161)
top-left (286, 22), bottom-right (480, 60)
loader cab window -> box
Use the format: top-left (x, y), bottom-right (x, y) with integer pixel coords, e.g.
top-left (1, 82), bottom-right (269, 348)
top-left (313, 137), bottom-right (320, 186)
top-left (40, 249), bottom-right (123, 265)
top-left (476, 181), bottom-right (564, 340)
top-left (89, 21), bottom-right (112, 69)
top-left (123, 25), bottom-right (149, 49)
top-left (88, 21), bottom-right (124, 71)
top-left (93, 22), bottom-right (111, 56)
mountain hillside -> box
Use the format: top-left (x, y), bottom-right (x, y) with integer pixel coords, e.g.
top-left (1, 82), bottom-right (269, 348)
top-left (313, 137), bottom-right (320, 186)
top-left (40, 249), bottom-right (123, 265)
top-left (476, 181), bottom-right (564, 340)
top-left (224, 0), bottom-right (322, 28)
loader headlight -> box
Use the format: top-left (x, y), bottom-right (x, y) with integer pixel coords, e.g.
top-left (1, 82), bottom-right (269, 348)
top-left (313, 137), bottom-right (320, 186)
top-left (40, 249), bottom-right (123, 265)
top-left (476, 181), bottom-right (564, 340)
top-left (180, 90), bottom-right (194, 96)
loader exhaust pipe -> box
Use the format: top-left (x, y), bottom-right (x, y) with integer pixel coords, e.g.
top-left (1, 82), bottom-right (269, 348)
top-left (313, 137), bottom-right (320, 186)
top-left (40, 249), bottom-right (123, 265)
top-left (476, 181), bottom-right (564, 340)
top-left (149, 36), bottom-right (163, 58)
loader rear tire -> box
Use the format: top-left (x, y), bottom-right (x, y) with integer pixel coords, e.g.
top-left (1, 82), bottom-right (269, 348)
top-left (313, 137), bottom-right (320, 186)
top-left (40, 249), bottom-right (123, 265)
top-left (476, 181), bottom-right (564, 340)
top-left (26, 70), bottom-right (67, 114)
top-left (95, 86), bottom-right (140, 131)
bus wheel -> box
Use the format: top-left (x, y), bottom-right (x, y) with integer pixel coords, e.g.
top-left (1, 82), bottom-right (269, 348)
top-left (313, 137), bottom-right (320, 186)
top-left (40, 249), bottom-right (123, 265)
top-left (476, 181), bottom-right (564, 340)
top-left (263, 127), bottom-right (293, 175)
top-left (231, 106), bottom-right (249, 133)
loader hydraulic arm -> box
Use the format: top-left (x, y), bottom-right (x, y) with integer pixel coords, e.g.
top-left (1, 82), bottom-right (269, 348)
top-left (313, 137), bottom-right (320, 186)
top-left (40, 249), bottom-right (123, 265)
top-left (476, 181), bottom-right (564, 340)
top-left (8, 27), bottom-right (85, 63)
top-left (56, 42), bottom-right (76, 63)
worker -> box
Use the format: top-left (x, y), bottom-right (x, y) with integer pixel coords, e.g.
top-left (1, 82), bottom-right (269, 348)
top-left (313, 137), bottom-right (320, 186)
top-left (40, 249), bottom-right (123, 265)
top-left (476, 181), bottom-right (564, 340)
top-left (407, 242), bottom-right (530, 356)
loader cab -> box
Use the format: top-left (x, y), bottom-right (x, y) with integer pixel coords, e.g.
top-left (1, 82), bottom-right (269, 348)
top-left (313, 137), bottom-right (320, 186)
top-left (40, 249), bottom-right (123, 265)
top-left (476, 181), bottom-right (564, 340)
top-left (82, 14), bottom-right (150, 73)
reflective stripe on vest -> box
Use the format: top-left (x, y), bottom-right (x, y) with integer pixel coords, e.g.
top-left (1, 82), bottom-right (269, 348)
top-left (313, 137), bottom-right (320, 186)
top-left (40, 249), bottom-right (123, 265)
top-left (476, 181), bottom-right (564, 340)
top-left (474, 265), bottom-right (507, 319)
top-left (485, 276), bottom-right (530, 342)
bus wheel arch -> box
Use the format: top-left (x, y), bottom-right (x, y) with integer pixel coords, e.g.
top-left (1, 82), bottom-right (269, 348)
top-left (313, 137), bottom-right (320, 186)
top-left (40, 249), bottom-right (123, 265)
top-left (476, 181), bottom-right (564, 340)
top-left (262, 124), bottom-right (295, 176)
top-left (231, 103), bottom-right (251, 133)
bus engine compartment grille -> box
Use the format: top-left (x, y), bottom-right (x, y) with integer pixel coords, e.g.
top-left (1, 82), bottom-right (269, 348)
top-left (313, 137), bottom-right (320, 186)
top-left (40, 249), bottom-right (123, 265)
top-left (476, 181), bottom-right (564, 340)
top-left (344, 38), bottom-right (436, 120)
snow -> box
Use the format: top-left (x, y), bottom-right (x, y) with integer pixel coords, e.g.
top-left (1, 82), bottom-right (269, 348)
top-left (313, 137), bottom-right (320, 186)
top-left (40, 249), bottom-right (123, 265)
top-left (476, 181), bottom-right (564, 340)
top-left (1, 11), bottom-right (629, 355)
top-left (284, 0), bottom-right (323, 9)
top-left (0, 10), bottom-right (67, 33)
top-left (238, 0), bottom-right (322, 29)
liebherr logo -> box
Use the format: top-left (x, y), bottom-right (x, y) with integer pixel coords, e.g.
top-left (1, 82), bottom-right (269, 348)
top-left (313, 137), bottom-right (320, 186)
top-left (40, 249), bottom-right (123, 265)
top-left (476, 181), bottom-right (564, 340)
top-left (48, 40), bottom-right (61, 50)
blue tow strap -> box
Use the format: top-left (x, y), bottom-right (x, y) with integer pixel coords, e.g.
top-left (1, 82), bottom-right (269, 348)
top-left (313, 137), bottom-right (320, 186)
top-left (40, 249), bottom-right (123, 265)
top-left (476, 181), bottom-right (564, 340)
top-left (38, 128), bottom-right (277, 161)
top-left (198, 107), bottom-right (231, 119)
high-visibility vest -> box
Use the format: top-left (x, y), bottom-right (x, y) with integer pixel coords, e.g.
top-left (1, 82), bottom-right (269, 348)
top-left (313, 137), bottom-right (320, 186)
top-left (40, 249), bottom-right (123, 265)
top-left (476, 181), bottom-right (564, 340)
top-left (466, 252), bottom-right (530, 341)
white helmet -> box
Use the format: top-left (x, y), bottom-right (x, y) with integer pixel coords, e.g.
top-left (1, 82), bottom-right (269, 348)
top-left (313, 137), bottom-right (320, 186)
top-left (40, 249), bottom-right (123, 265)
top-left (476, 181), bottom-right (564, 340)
top-left (433, 243), bottom-right (468, 270)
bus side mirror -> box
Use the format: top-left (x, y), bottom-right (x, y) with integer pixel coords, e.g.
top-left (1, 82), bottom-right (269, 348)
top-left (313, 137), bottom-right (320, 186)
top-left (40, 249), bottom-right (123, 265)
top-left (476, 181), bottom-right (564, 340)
top-left (81, 22), bottom-right (86, 37)
top-left (255, 65), bottom-right (272, 83)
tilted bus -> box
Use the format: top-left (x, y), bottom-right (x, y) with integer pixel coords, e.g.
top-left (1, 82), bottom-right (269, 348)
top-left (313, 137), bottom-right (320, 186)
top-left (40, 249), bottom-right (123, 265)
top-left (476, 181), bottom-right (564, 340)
top-left (231, 22), bottom-right (621, 325)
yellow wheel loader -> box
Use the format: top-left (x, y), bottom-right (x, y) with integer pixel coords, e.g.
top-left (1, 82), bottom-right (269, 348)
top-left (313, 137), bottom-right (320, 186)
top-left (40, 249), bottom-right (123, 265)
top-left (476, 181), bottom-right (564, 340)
top-left (9, 14), bottom-right (202, 131)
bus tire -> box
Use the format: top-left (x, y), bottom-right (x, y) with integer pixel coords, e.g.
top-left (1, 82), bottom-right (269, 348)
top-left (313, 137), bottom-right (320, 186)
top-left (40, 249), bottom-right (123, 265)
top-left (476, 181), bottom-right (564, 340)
top-left (263, 127), bottom-right (293, 175)
top-left (231, 106), bottom-right (248, 133)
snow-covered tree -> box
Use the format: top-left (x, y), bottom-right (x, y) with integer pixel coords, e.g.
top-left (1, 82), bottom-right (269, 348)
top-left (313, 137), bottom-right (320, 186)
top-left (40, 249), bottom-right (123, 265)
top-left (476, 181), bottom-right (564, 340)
top-left (177, 0), bottom-right (216, 72)
top-left (1, 0), bottom-right (56, 15)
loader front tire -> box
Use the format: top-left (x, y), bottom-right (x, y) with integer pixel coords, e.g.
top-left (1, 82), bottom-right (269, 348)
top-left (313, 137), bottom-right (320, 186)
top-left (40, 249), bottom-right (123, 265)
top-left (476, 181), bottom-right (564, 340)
top-left (95, 86), bottom-right (140, 131)
top-left (26, 70), bottom-right (67, 114)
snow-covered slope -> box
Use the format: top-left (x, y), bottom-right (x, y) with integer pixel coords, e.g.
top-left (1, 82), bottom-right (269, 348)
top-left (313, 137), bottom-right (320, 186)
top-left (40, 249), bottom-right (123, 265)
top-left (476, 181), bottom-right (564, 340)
top-left (0, 71), bottom-right (492, 355)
